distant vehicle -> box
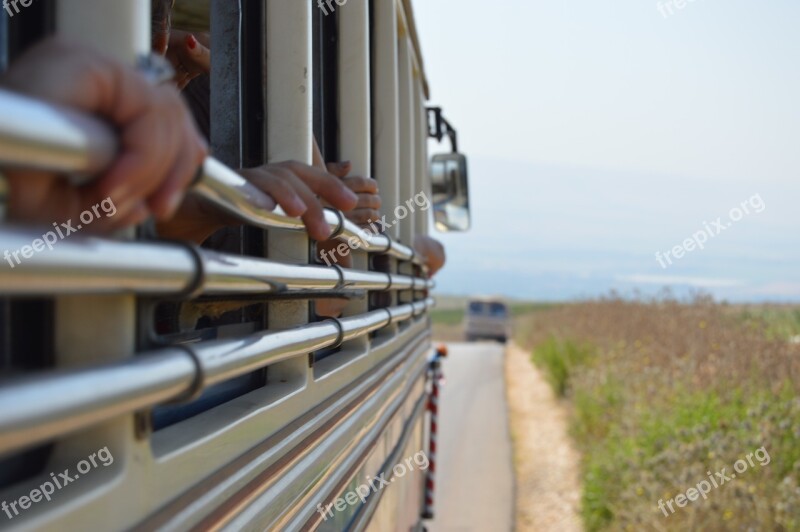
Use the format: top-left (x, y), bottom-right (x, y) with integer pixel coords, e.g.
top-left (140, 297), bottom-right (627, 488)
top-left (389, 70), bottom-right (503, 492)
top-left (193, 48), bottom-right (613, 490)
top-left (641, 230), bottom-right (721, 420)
top-left (465, 298), bottom-right (510, 343)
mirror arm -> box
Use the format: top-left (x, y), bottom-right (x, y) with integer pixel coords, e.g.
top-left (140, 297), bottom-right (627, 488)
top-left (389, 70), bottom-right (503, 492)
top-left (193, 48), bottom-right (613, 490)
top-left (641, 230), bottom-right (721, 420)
top-left (426, 106), bottom-right (459, 153)
top-left (427, 107), bottom-right (444, 141)
top-left (441, 117), bottom-right (459, 153)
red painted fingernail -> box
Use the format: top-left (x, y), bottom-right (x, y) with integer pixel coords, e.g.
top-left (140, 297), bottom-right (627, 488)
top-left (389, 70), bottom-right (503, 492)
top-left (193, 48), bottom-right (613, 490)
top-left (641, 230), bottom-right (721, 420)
top-left (186, 34), bottom-right (197, 50)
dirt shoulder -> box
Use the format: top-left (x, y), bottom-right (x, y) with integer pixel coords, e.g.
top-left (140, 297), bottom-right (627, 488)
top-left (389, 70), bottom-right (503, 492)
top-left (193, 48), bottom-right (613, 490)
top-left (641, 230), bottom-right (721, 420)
top-left (505, 343), bottom-right (583, 531)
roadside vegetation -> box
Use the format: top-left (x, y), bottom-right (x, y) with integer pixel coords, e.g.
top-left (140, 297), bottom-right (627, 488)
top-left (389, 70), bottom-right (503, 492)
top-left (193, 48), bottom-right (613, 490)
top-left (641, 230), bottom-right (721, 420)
top-left (516, 295), bottom-right (800, 531)
top-left (430, 299), bottom-right (561, 325)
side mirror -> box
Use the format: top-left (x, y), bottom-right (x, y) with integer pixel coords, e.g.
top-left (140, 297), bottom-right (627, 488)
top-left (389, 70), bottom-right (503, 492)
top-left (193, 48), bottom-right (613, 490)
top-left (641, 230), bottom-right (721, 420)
top-left (430, 153), bottom-right (471, 232)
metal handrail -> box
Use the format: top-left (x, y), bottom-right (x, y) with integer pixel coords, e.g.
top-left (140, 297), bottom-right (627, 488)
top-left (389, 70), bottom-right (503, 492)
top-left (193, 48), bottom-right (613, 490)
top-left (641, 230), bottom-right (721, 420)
top-left (197, 160), bottom-right (417, 262)
top-left (0, 227), bottom-right (432, 296)
top-left (0, 88), bottom-right (117, 176)
top-left (0, 89), bottom-right (419, 263)
top-left (0, 298), bottom-right (435, 457)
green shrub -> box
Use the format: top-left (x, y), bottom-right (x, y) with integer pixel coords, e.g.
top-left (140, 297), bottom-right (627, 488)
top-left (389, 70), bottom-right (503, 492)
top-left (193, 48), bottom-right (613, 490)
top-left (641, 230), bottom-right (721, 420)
top-left (531, 337), bottom-right (594, 397)
top-left (574, 385), bottom-right (800, 531)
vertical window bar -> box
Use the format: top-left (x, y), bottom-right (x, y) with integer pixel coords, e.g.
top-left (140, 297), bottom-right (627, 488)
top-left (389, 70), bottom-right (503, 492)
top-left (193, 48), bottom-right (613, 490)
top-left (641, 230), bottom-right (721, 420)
top-left (0, 10), bottom-right (8, 72)
top-left (414, 81), bottom-right (429, 235)
top-left (369, 0), bottom-right (400, 332)
top-left (312, 0), bottom-right (324, 153)
top-left (264, 0), bottom-right (312, 383)
top-left (211, 0), bottom-right (244, 167)
top-left (370, 0), bottom-right (400, 241)
top-left (397, 36), bottom-right (415, 247)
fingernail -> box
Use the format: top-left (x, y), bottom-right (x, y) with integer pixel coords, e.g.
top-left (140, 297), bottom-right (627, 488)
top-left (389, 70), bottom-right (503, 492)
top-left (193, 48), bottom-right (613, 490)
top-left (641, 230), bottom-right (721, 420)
top-left (318, 223), bottom-right (333, 240)
top-left (165, 191), bottom-right (184, 217)
top-left (186, 34), bottom-right (197, 50)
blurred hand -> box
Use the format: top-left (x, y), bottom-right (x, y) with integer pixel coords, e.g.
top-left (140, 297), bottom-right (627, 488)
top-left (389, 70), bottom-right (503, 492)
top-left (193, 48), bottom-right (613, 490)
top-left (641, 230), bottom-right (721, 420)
top-left (0, 37), bottom-right (207, 231)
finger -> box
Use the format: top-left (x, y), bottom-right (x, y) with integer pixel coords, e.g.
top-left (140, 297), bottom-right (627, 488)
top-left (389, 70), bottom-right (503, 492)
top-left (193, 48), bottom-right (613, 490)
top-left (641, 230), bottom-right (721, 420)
top-left (355, 193), bottom-right (381, 210)
top-left (174, 72), bottom-right (190, 90)
top-left (184, 34), bottom-right (211, 75)
top-left (325, 160), bottom-right (352, 178)
top-left (95, 200), bottom-right (150, 233)
top-left (283, 161), bottom-right (358, 211)
top-left (281, 173), bottom-right (333, 241)
top-left (344, 209), bottom-right (381, 227)
top-left (93, 87), bottom-right (180, 217)
top-left (147, 122), bottom-right (207, 220)
top-left (341, 176), bottom-right (379, 195)
top-left (242, 167), bottom-right (308, 217)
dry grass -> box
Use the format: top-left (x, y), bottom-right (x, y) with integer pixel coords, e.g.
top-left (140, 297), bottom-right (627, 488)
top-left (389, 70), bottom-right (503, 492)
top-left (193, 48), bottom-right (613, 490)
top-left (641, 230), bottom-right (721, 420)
top-left (515, 294), bottom-right (800, 531)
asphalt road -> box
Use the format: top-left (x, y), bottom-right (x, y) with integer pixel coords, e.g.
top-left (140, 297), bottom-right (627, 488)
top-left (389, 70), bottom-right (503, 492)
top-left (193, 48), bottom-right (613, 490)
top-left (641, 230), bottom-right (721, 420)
top-left (426, 342), bottom-right (514, 532)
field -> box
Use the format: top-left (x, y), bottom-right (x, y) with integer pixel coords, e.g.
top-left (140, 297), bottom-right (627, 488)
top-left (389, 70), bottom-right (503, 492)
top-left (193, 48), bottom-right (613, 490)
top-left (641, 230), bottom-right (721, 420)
top-left (513, 296), bottom-right (800, 531)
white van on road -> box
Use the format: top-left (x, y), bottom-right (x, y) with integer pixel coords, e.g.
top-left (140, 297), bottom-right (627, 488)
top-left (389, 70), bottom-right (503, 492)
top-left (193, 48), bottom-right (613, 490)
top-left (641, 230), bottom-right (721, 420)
top-left (465, 298), bottom-right (510, 343)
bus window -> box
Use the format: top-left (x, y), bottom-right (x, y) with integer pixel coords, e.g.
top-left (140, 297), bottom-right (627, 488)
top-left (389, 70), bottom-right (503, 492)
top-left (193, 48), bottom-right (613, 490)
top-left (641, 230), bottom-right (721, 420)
top-left (490, 302), bottom-right (509, 317)
top-left (469, 301), bottom-right (484, 314)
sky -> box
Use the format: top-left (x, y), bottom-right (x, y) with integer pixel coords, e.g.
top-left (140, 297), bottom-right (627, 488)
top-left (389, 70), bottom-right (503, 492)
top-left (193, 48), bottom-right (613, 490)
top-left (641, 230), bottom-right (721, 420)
top-left (413, 0), bottom-right (800, 302)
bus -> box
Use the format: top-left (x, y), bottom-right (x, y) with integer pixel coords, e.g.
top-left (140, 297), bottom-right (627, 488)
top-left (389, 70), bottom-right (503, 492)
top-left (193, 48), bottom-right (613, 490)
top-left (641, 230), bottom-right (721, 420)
top-left (465, 297), bottom-right (510, 343)
top-left (0, 0), bottom-right (469, 529)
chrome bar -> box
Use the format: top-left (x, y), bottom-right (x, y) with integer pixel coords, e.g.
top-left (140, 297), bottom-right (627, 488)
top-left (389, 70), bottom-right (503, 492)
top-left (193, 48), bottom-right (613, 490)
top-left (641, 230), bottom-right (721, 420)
top-left (0, 227), bottom-right (194, 295)
top-left (195, 161), bottom-right (417, 262)
top-left (203, 251), bottom-right (341, 294)
top-left (196, 321), bottom-right (340, 388)
top-left (0, 351), bottom-right (195, 457)
top-left (413, 298), bottom-right (435, 316)
top-left (339, 310), bottom-right (392, 343)
top-left (387, 305), bottom-right (414, 323)
top-left (390, 275), bottom-right (415, 291)
top-left (0, 299), bottom-right (435, 456)
top-left (0, 89), bottom-right (117, 177)
top-left (0, 91), bottom-right (420, 263)
top-left (0, 228), bottom-right (426, 296)
top-left (339, 270), bottom-right (391, 291)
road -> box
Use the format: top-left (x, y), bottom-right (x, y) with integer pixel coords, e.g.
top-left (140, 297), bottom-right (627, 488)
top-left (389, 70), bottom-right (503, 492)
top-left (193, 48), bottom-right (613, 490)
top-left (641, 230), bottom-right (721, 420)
top-left (426, 342), bottom-right (514, 532)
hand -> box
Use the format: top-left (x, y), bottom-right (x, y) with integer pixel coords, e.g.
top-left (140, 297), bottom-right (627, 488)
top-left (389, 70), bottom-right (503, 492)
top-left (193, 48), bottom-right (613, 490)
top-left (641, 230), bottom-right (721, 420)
top-left (325, 161), bottom-right (381, 229)
top-left (158, 160), bottom-right (359, 243)
top-left (240, 161), bottom-right (359, 241)
top-left (165, 31), bottom-right (211, 90)
top-left (0, 37), bottom-right (208, 231)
